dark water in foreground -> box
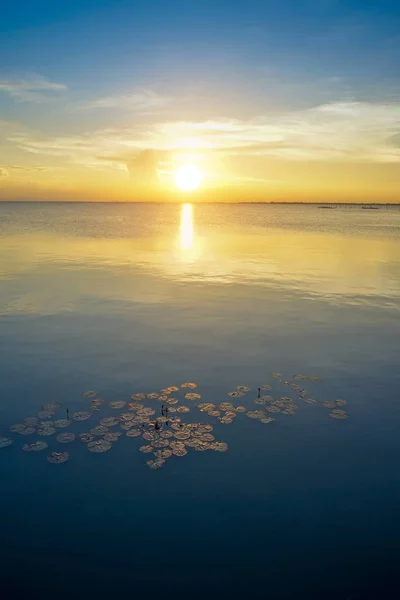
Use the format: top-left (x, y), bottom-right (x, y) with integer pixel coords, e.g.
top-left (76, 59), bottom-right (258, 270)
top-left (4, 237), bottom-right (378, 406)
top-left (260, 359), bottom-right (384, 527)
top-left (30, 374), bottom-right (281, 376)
top-left (1, 202), bottom-right (400, 599)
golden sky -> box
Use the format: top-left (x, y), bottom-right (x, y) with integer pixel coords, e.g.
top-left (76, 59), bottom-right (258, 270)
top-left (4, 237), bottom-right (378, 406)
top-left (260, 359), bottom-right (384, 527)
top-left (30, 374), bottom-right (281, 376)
top-left (1, 2), bottom-right (400, 203)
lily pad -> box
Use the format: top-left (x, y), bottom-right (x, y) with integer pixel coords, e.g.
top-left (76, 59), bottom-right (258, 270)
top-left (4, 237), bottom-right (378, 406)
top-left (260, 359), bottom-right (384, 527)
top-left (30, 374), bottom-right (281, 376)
top-left (329, 411), bottom-right (349, 420)
top-left (54, 419), bottom-right (71, 428)
top-left (131, 393), bottom-right (146, 401)
top-left (146, 458), bottom-right (166, 470)
top-left (24, 417), bottom-right (40, 426)
top-left (237, 386), bottom-right (251, 393)
top-left (100, 417), bottom-right (120, 427)
top-left (47, 451), bottom-right (69, 464)
top-left (43, 402), bottom-right (61, 411)
top-left (73, 411), bottom-right (91, 421)
top-left (79, 433), bottom-right (95, 443)
top-left (90, 426), bottom-right (109, 436)
top-left (88, 440), bottom-right (112, 453)
top-left (154, 449), bottom-right (172, 459)
top-left (139, 445), bottom-right (153, 454)
top-left (56, 432), bottom-right (76, 444)
top-left (10, 424), bottom-right (26, 433)
top-left (126, 428), bottom-right (142, 438)
top-left (22, 441), bottom-right (48, 452)
top-left (0, 437), bottom-right (13, 449)
top-left (109, 401), bottom-right (126, 409)
top-left (19, 427), bottom-right (36, 435)
top-left (172, 447), bottom-right (188, 457)
top-left (37, 427), bottom-right (56, 436)
top-left (103, 433), bottom-right (120, 442)
top-left (82, 390), bottom-right (98, 399)
top-left (37, 411), bottom-right (55, 420)
top-left (181, 382), bottom-right (197, 389)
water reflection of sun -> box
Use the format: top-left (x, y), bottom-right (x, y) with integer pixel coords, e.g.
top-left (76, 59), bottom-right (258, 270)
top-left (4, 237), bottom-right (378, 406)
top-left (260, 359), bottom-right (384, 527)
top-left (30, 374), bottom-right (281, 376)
top-left (180, 204), bottom-right (194, 251)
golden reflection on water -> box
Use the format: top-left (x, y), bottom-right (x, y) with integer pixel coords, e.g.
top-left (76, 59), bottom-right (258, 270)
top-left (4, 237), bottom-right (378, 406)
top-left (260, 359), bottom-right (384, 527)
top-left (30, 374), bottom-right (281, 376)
top-left (180, 204), bottom-right (194, 251)
top-left (1, 205), bottom-right (400, 315)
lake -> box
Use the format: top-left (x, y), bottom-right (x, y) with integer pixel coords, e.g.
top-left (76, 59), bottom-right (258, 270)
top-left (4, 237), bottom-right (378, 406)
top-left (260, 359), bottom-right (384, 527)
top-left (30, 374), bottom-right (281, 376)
top-left (1, 202), bottom-right (400, 599)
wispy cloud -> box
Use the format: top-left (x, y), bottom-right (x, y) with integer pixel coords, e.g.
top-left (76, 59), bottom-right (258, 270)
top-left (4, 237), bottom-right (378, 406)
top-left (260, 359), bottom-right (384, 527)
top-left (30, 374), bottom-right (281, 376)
top-left (6, 102), bottom-right (400, 175)
top-left (78, 89), bottom-right (171, 112)
top-left (0, 76), bottom-right (67, 103)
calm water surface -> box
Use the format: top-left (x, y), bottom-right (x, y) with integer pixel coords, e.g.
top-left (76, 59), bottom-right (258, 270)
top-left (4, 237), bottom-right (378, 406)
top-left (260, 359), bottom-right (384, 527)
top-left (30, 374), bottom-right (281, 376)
top-left (1, 202), bottom-right (400, 599)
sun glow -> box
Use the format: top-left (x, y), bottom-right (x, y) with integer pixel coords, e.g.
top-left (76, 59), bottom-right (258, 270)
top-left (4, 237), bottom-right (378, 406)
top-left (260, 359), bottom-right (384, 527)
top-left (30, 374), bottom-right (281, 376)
top-left (180, 204), bottom-right (194, 250)
top-left (175, 165), bottom-right (201, 191)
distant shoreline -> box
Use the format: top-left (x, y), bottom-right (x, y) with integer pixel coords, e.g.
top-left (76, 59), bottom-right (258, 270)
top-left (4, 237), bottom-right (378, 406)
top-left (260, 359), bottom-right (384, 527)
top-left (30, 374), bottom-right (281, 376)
top-left (0, 200), bottom-right (399, 206)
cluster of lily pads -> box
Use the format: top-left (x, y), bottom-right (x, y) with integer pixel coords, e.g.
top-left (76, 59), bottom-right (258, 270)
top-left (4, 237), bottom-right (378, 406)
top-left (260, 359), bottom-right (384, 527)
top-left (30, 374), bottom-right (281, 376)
top-left (0, 374), bottom-right (349, 470)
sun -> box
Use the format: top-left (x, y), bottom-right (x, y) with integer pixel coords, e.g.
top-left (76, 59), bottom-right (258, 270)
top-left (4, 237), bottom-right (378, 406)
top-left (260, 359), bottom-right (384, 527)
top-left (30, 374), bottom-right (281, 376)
top-left (175, 165), bottom-right (201, 191)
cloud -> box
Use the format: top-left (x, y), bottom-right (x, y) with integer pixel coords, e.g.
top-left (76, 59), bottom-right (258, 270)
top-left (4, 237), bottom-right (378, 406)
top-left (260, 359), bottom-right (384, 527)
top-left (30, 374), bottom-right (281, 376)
top-left (78, 89), bottom-right (171, 112)
top-left (0, 164), bottom-right (49, 172)
top-left (6, 102), bottom-right (400, 177)
top-left (0, 167), bottom-right (9, 178)
top-left (0, 76), bottom-right (67, 102)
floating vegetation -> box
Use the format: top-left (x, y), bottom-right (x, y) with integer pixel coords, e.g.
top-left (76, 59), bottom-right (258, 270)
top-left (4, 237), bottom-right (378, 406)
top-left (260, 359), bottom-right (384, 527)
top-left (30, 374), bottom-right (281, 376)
top-left (37, 427), bottom-right (56, 436)
top-left (293, 374), bottom-right (322, 382)
top-left (4, 374), bottom-right (350, 471)
top-left (37, 411), bottom-right (54, 420)
top-left (126, 428), bottom-right (141, 438)
top-left (128, 402), bottom-right (143, 411)
top-left (48, 451), bottom-right (69, 464)
top-left (43, 402), bottom-right (61, 411)
top-left (109, 401), bottom-right (126, 409)
top-left (24, 417), bottom-right (40, 426)
top-left (219, 402), bottom-right (234, 411)
top-left (172, 446), bottom-right (188, 457)
top-left (82, 391), bottom-right (97, 399)
top-left (10, 424), bottom-right (26, 433)
top-left (90, 426), bottom-right (109, 436)
top-left (79, 433), bottom-right (95, 443)
top-left (103, 433), bottom-right (120, 442)
top-left (335, 399), bottom-right (348, 407)
top-left (73, 411), bottom-right (91, 421)
top-left (91, 398), bottom-right (104, 406)
top-left (185, 393), bottom-right (200, 401)
top-left (166, 397), bottom-right (179, 405)
top-left (146, 458), bottom-right (166, 470)
top-left (329, 410), bottom-right (349, 420)
top-left (321, 401), bottom-right (336, 409)
top-left (0, 437), bottom-right (13, 449)
top-left (88, 440), bottom-right (112, 453)
top-left (100, 417), bottom-right (119, 427)
top-left (266, 407), bottom-right (280, 413)
top-left (54, 419), bottom-right (71, 429)
top-left (19, 427), bottom-right (36, 435)
top-left (154, 449), bottom-right (172, 459)
top-left (56, 432), bottom-right (76, 444)
top-left (22, 441), bottom-right (48, 452)
top-left (247, 411), bottom-right (265, 420)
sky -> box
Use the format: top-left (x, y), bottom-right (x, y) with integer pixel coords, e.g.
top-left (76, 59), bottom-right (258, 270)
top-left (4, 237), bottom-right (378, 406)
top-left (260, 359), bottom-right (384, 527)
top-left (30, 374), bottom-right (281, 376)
top-left (1, 0), bottom-right (400, 203)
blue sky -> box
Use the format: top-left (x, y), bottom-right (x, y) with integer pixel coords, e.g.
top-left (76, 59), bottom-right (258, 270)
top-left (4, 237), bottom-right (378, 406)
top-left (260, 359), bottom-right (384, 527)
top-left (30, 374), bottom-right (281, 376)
top-left (1, 0), bottom-right (400, 201)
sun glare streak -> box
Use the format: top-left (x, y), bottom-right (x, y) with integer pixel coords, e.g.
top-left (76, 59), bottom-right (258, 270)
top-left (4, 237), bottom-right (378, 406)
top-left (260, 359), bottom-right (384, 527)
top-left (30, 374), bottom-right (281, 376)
top-left (180, 204), bottom-right (194, 251)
